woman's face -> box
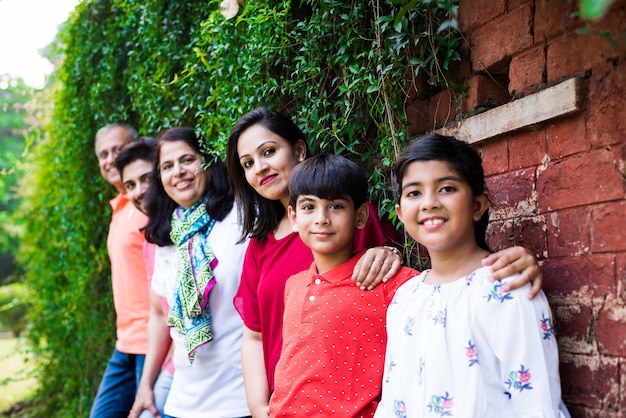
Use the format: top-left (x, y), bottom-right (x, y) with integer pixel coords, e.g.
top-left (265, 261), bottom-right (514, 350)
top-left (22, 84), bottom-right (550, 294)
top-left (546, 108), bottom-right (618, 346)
top-left (236, 124), bottom-right (306, 203)
top-left (158, 140), bottom-right (208, 210)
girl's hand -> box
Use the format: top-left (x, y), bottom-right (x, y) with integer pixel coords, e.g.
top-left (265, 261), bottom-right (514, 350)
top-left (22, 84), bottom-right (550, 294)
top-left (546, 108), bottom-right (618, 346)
top-left (482, 246), bottom-right (542, 299)
top-left (352, 246), bottom-right (402, 290)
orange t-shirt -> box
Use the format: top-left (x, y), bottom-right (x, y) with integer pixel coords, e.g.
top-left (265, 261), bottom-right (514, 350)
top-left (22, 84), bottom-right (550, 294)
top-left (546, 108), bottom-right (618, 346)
top-left (107, 194), bottom-right (150, 354)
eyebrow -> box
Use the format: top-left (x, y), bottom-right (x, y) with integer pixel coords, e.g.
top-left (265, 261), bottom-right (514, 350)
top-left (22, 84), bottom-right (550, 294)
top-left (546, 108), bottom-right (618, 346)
top-left (238, 140), bottom-right (279, 160)
top-left (401, 175), bottom-right (463, 190)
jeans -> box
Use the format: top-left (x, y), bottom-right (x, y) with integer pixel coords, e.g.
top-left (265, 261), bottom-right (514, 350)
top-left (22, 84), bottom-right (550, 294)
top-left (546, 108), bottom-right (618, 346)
top-left (138, 370), bottom-right (174, 418)
top-left (90, 348), bottom-right (146, 418)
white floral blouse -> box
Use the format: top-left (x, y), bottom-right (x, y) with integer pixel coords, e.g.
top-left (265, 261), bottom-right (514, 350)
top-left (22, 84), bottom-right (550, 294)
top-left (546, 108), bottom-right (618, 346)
top-left (374, 266), bottom-right (571, 418)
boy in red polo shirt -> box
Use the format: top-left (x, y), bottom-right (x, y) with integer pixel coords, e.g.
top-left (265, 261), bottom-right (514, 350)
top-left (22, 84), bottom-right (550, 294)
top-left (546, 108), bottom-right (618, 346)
top-left (269, 154), bottom-right (417, 417)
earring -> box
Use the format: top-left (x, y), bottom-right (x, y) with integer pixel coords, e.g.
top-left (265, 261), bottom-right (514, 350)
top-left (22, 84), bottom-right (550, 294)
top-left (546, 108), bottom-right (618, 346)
top-left (299, 157), bottom-right (304, 162)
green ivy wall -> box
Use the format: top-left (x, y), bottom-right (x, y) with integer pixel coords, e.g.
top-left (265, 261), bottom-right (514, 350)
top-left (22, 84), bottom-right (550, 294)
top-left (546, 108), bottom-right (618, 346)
top-left (17, 0), bottom-right (458, 414)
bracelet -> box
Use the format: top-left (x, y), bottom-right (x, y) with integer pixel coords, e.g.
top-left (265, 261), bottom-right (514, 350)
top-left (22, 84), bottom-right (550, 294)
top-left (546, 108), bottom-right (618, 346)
top-left (383, 245), bottom-right (403, 263)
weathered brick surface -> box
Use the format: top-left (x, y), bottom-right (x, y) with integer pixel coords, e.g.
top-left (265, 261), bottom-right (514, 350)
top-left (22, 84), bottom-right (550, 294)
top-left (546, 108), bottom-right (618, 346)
top-left (470, 4), bottom-right (533, 72)
top-left (534, 0), bottom-right (580, 42)
top-left (462, 74), bottom-right (510, 111)
top-left (587, 63), bottom-right (626, 148)
top-left (458, 0), bottom-right (505, 32)
top-left (509, 127), bottom-right (547, 169)
top-left (596, 296), bottom-right (626, 356)
top-left (546, 115), bottom-right (590, 159)
top-left (508, 45), bottom-right (546, 95)
top-left (559, 353), bottom-right (619, 409)
top-left (536, 148), bottom-right (624, 212)
top-left (478, 139), bottom-right (508, 175)
top-left (546, 207), bottom-right (592, 257)
top-left (547, 8), bottom-right (626, 83)
top-left (542, 254), bottom-right (616, 298)
top-left (591, 201), bottom-right (626, 253)
top-left (420, 1), bottom-right (626, 414)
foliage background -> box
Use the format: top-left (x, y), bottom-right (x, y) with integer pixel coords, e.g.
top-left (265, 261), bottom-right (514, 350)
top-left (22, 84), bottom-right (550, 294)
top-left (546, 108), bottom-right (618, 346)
top-left (15, 0), bottom-right (460, 415)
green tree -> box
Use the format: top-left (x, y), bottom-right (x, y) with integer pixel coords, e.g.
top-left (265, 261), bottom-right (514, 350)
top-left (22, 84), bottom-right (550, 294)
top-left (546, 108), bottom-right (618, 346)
top-left (0, 76), bottom-right (31, 284)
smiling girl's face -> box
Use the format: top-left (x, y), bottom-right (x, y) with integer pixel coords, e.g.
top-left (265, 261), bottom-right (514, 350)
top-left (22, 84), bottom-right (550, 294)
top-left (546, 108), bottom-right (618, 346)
top-left (396, 159), bottom-right (488, 256)
top-left (236, 123), bottom-right (306, 206)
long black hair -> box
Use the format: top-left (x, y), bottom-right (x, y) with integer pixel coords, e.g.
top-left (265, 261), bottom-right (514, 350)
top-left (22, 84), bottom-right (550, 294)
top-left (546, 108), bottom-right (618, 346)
top-left (144, 127), bottom-right (234, 246)
top-left (226, 107), bottom-right (310, 242)
top-left (393, 133), bottom-right (491, 252)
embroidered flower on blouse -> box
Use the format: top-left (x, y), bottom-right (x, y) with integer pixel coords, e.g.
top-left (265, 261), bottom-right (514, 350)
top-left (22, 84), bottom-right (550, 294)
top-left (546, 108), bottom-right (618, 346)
top-left (540, 313), bottom-right (554, 340)
top-left (403, 316), bottom-right (415, 335)
top-left (504, 364), bottom-right (533, 395)
top-left (427, 392), bottom-right (454, 416)
top-left (485, 281), bottom-right (513, 303)
top-left (431, 283), bottom-right (442, 295)
top-left (465, 340), bottom-right (479, 366)
top-left (465, 271), bottom-right (476, 286)
top-left (385, 357), bottom-right (397, 383)
top-left (393, 399), bottom-right (407, 418)
top-left (432, 309), bottom-right (447, 327)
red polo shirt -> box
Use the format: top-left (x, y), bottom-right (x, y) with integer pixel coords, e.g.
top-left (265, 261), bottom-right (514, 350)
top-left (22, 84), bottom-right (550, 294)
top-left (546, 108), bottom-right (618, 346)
top-left (269, 251), bottom-right (417, 417)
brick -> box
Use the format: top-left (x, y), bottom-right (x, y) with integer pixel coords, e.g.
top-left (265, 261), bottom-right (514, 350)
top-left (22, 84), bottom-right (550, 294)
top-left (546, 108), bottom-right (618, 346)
top-left (405, 98), bottom-right (431, 135)
top-left (552, 303), bottom-right (594, 354)
top-left (536, 148), bottom-right (624, 212)
top-left (596, 297), bottom-right (626, 356)
top-left (586, 62), bottom-right (626, 148)
top-left (509, 127), bottom-right (547, 169)
top-left (462, 74), bottom-right (510, 112)
top-left (546, 207), bottom-right (592, 257)
top-left (487, 168), bottom-right (536, 218)
top-left (591, 201), bottom-right (626, 253)
top-left (541, 255), bottom-right (616, 299)
top-left (479, 139), bottom-right (508, 175)
top-left (534, 0), bottom-right (580, 42)
top-left (618, 253), bottom-right (626, 303)
top-left (508, 45), bottom-right (546, 96)
top-left (458, 0), bottom-right (505, 32)
top-left (486, 215), bottom-right (547, 257)
top-left (470, 4), bottom-right (533, 72)
top-left (426, 89), bottom-right (461, 130)
top-left (546, 115), bottom-right (590, 159)
top-left (547, 8), bottom-right (626, 84)
top-left (559, 353), bottom-right (619, 409)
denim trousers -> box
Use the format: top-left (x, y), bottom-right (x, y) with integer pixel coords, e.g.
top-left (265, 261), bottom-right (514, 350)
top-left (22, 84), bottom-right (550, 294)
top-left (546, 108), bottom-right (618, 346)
top-left (138, 369), bottom-right (174, 418)
top-left (89, 348), bottom-right (146, 418)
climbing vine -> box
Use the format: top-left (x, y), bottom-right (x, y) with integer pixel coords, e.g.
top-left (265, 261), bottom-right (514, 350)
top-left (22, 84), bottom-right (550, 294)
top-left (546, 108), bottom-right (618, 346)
top-left (16, 0), bottom-right (460, 415)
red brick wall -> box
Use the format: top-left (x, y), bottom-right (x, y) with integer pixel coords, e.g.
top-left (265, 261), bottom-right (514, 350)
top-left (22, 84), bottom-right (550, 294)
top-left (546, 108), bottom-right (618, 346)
top-left (406, 1), bottom-right (626, 416)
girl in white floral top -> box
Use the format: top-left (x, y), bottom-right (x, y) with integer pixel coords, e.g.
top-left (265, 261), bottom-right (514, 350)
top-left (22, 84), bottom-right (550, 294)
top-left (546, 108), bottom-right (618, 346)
top-left (375, 134), bottom-right (570, 418)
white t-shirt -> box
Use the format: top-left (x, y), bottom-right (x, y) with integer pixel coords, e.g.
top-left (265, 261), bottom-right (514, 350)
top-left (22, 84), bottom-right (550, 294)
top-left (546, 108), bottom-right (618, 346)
top-left (375, 266), bottom-right (570, 418)
top-left (152, 206), bottom-right (250, 418)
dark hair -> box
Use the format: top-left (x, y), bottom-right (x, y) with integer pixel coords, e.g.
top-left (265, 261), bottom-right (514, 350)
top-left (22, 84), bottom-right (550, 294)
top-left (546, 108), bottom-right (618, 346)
top-left (393, 133), bottom-right (491, 252)
top-left (114, 137), bottom-right (156, 177)
top-left (226, 107), bottom-right (310, 242)
top-left (288, 154), bottom-right (367, 211)
top-left (144, 127), bottom-right (234, 246)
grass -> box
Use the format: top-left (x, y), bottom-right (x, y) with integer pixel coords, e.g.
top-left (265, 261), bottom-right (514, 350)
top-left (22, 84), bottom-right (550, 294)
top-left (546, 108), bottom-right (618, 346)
top-left (0, 337), bottom-right (38, 412)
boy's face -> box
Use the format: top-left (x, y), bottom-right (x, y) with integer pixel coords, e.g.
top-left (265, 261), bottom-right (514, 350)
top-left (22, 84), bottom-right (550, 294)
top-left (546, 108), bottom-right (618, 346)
top-left (288, 194), bottom-right (369, 263)
top-left (395, 160), bottom-right (488, 254)
top-left (122, 159), bottom-right (153, 213)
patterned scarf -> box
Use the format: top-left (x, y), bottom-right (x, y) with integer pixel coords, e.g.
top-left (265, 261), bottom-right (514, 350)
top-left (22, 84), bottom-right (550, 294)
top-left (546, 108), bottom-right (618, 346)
top-left (168, 197), bottom-right (217, 363)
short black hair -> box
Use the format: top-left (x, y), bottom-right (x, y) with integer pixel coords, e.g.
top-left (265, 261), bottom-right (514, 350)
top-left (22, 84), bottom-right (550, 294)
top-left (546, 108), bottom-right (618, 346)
top-left (114, 137), bottom-right (156, 177)
top-left (288, 154), bottom-right (367, 211)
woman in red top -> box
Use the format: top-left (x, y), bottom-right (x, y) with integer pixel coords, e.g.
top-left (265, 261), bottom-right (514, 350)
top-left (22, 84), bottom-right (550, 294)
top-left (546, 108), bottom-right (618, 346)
top-left (226, 107), bottom-right (542, 417)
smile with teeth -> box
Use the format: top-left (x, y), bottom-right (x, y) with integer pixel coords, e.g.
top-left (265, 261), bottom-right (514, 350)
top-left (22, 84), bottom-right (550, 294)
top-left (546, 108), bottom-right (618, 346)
top-left (421, 218), bottom-right (445, 226)
top-left (176, 179), bottom-right (193, 189)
